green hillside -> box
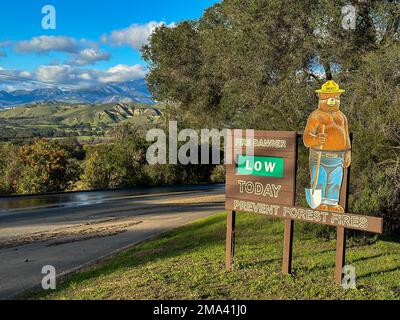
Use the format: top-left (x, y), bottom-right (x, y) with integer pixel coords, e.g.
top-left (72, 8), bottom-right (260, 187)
top-left (0, 102), bottom-right (163, 142)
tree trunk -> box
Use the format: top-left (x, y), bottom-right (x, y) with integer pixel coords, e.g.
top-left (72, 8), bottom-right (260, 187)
top-left (323, 62), bottom-right (332, 80)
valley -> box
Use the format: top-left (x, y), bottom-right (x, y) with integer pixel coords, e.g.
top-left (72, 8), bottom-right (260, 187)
top-left (0, 102), bottom-right (163, 142)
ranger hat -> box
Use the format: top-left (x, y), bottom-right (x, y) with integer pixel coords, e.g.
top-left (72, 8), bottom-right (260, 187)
top-left (316, 81), bottom-right (345, 94)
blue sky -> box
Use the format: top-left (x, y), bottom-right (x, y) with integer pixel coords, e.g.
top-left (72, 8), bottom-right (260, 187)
top-left (0, 0), bottom-right (219, 90)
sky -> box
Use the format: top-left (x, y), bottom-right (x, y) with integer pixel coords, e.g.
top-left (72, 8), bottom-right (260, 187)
top-left (0, 0), bottom-right (219, 91)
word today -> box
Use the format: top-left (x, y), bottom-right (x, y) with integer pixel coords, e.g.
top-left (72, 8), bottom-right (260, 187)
top-left (238, 180), bottom-right (282, 199)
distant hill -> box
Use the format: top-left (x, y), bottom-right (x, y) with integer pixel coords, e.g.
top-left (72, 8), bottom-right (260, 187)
top-left (0, 102), bottom-right (162, 126)
top-left (0, 102), bottom-right (163, 141)
top-left (0, 79), bottom-right (153, 107)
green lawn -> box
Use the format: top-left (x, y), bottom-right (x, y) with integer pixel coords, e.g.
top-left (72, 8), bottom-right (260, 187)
top-left (25, 212), bottom-right (400, 300)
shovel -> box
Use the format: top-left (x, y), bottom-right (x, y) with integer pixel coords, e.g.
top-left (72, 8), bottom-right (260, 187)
top-left (305, 125), bottom-right (325, 209)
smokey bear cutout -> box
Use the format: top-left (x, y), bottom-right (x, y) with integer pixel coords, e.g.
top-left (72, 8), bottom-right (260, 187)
top-left (303, 81), bottom-right (351, 213)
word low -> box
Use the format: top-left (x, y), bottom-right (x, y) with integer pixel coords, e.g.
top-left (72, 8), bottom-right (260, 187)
top-left (238, 180), bottom-right (282, 198)
top-left (246, 160), bottom-right (275, 172)
top-left (237, 155), bottom-right (284, 178)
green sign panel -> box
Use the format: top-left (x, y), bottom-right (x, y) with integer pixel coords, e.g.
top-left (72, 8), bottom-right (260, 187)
top-left (237, 155), bottom-right (284, 178)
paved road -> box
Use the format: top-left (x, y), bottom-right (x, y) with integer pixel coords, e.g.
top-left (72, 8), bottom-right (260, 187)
top-left (0, 185), bottom-right (225, 299)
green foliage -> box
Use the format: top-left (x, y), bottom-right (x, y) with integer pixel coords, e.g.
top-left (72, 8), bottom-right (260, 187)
top-left (0, 143), bottom-right (19, 194)
top-left (0, 122), bottom-right (220, 195)
top-left (210, 165), bottom-right (226, 183)
top-left (0, 139), bottom-right (81, 195)
top-left (79, 121), bottom-right (217, 190)
top-left (143, 0), bottom-right (400, 234)
top-left (81, 122), bottom-right (149, 190)
top-left (143, 0), bottom-right (400, 128)
top-left (144, 164), bottom-right (186, 186)
top-left (345, 42), bottom-right (400, 234)
top-left (81, 145), bottom-right (125, 190)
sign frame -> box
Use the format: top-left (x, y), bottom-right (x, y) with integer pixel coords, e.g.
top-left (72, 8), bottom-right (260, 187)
top-left (225, 131), bottom-right (383, 284)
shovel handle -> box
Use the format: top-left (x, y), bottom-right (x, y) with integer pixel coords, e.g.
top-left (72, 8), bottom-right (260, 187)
top-left (311, 124), bottom-right (325, 190)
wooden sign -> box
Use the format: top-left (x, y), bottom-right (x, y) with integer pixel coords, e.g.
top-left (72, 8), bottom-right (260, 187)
top-left (225, 130), bottom-right (298, 274)
top-left (224, 130), bottom-right (384, 285)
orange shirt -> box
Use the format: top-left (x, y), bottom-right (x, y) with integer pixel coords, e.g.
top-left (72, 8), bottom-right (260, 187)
top-left (303, 109), bottom-right (351, 151)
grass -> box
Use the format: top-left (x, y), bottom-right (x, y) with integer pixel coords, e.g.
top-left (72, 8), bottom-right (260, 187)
top-left (25, 212), bottom-right (400, 300)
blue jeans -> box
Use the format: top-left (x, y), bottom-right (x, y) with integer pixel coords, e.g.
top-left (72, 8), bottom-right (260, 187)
top-left (310, 152), bottom-right (344, 206)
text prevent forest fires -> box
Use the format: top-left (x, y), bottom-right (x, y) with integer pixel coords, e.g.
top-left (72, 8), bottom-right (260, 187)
top-left (231, 199), bottom-right (374, 231)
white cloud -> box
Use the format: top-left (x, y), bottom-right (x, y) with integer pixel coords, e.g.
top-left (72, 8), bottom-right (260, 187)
top-left (103, 21), bottom-right (175, 50)
top-left (0, 63), bottom-right (147, 90)
top-left (99, 64), bottom-right (147, 83)
top-left (78, 72), bottom-right (93, 81)
top-left (19, 71), bottom-right (32, 78)
top-left (36, 64), bottom-right (73, 83)
top-left (68, 48), bottom-right (111, 66)
top-left (15, 36), bottom-right (79, 54)
top-left (11, 36), bottom-right (112, 67)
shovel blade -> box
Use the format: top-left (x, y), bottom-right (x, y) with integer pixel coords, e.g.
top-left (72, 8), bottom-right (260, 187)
top-left (305, 188), bottom-right (322, 209)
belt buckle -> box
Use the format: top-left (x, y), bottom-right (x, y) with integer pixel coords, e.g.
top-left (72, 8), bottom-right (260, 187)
top-left (324, 153), bottom-right (336, 158)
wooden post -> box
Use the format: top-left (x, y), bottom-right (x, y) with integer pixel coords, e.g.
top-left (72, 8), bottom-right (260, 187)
top-left (282, 134), bottom-right (299, 274)
top-left (335, 134), bottom-right (352, 284)
top-left (335, 226), bottom-right (347, 284)
top-left (226, 210), bottom-right (236, 271)
top-left (282, 219), bottom-right (294, 274)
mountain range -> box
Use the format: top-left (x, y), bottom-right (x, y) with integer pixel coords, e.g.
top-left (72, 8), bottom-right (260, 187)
top-left (0, 79), bottom-right (154, 107)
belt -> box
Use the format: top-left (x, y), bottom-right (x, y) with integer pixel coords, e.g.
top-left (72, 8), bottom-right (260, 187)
top-left (320, 153), bottom-right (343, 159)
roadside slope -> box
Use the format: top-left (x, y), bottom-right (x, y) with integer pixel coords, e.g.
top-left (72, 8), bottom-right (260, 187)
top-left (26, 212), bottom-right (400, 300)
